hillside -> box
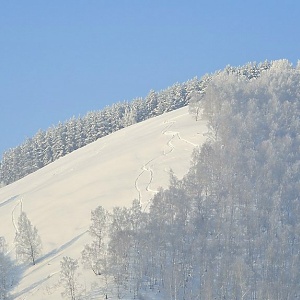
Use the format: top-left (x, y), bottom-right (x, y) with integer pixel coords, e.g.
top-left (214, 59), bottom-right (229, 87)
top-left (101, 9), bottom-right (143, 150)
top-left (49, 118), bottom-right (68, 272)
top-left (1, 59), bottom-right (299, 300)
top-left (0, 106), bottom-right (207, 299)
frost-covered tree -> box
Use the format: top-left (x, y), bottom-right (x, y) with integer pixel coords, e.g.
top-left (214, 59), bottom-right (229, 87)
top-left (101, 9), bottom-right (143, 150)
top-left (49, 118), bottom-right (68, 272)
top-left (0, 237), bottom-right (16, 300)
top-left (89, 206), bottom-right (108, 244)
top-left (60, 256), bottom-right (81, 300)
top-left (188, 91), bottom-right (203, 121)
top-left (82, 206), bottom-right (108, 276)
top-left (108, 207), bottom-right (132, 298)
top-left (0, 253), bottom-right (12, 300)
top-left (15, 212), bottom-right (42, 265)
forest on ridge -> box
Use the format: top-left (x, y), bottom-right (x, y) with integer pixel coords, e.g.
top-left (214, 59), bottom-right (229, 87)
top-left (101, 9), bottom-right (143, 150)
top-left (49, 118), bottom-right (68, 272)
top-left (0, 61), bottom-right (271, 186)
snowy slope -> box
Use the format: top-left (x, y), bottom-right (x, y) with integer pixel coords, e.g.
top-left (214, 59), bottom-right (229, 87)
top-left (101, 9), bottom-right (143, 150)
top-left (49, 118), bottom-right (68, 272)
top-left (0, 107), bottom-right (207, 299)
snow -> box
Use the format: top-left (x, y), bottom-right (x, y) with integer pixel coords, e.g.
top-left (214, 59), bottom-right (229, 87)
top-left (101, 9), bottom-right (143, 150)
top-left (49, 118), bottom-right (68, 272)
top-left (0, 107), bottom-right (207, 299)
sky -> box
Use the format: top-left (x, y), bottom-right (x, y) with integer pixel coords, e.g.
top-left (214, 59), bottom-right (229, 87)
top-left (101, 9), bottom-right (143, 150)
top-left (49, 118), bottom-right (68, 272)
top-left (1, 0), bottom-right (299, 157)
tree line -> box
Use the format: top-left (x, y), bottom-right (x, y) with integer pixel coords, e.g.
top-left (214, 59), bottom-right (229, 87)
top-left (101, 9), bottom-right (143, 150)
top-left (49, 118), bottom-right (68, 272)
top-left (0, 82), bottom-right (190, 185)
top-left (0, 61), bottom-right (270, 186)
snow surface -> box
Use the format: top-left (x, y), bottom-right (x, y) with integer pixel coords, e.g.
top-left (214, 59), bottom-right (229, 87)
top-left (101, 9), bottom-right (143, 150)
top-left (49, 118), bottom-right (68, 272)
top-left (0, 107), bottom-right (207, 299)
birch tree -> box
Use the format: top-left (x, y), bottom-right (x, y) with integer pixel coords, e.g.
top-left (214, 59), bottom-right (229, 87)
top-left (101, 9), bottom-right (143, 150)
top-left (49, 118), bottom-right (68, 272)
top-left (60, 256), bottom-right (81, 300)
top-left (82, 206), bottom-right (108, 276)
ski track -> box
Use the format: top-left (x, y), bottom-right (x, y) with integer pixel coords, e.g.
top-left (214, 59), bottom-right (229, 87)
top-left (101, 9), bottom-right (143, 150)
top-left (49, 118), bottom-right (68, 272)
top-left (134, 157), bottom-right (158, 203)
top-left (135, 113), bottom-right (197, 209)
top-left (144, 166), bottom-right (158, 193)
top-left (12, 199), bottom-right (23, 234)
top-left (8, 202), bottom-right (19, 254)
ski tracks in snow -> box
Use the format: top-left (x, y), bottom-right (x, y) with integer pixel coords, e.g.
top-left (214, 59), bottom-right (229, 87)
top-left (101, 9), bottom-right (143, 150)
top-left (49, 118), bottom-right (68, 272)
top-left (12, 198), bottom-right (23, 234)
top-left (135, 113), bottom-right (197, 208)
top-left (134, 157), bottom-right (159, 203)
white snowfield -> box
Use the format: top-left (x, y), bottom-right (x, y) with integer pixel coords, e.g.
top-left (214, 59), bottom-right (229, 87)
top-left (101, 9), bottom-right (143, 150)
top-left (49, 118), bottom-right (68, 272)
top-left (0, 107), bottom-right (207, 300)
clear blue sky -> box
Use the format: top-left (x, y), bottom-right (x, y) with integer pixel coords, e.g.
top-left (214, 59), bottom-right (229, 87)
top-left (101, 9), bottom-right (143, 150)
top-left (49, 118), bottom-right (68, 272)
top-left (1, 1), bottom-right (299, 157)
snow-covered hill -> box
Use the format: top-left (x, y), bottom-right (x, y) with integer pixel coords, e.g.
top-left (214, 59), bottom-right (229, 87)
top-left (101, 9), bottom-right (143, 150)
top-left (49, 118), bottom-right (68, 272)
top-left (0, 107), bottom-right (207, 299)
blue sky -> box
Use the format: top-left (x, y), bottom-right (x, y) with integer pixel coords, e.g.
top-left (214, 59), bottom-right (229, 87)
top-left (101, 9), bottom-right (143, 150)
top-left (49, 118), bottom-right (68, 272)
top-left (1, 1), bottom-right (299, 157)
